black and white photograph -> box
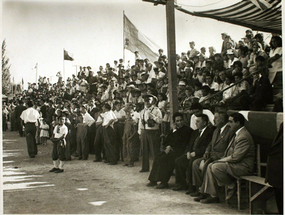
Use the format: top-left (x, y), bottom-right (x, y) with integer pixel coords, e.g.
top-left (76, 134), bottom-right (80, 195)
top-left (1, 0), bottom-right (283, 214)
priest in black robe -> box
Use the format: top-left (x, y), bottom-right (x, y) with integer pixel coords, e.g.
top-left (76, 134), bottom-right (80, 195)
top-left (146, 112), bottom-right (193, 189)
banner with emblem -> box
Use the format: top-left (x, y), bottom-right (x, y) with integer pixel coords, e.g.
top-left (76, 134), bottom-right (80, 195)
top-left (123, 14), bottom-right (160, 63)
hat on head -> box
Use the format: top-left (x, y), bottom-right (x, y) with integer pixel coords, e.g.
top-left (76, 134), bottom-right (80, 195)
top-left (178, 80), bottom-right (186, 86)
top-left (189, 41), bottom-right (195, 44)
top-left (142, 93), bottom-right (158, 103)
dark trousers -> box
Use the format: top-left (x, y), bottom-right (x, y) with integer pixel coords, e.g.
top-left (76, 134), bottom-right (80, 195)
top-left (89, 123), bottom-right (96, 154)
top-left (17, 119), bottom-right (24, 137)
top-left (148, 151), bottom-right (181, 184)
top-left (76, 123), bottom-right (89, 159)
top-left (141, 129), bottom-right (161, 171)
top-left (103, 126), bottom-right (118, 163)
top-left (69, 124), bottom-right (77, 154)
top-left (122, 120), bottom-right (140, 165)
top-left (175, 154), bottom-right (199, 189)
top-left (52, 140), bottom-right (66, 161)
top-left (114, 122), bottom-right (125, 161)
top-left (94, 125), bottom-right (104, 160)
top-left (65, 126), bottom-right (72, 160)
top-left (25, 123), bottom-right (37, 158)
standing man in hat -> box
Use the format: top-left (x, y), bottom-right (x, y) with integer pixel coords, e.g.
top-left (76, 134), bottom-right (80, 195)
top-left (139, 94), bottom-right (162, 172)
top-left (20, 100), bottom-right (40, 158)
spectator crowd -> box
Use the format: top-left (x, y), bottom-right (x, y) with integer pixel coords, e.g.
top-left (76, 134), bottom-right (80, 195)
top-left (2, 30), bottom-right (283, 211)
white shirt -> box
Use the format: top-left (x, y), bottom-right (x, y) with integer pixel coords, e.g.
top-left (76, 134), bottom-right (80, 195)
top-left (20, 107), bottom-right (40, 123)
top-left (97, 110), bottom-right (117, 128)
top-left (138, 105), bottom-right (162, 131)
top-left (53, 124), bottom-right (68, 145)
top-left (82, 112), bottom-right (95, 126)
top-left (113, 109), bottom-right (126, 120)
top-left (220, 123), bottom-right (227, 134)
top-left (199, 126), bottom-right (207, 137)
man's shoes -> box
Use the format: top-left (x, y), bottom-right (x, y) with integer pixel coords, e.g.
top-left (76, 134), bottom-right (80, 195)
top-left (72, 153), bottom-right (79, 157)
top-left (128, 164), bottom-right (134, 167)
top-left (104, 160), bottom-right (109, 163)
top-left (155, 183), bottom-right (168, 189)
top-left (194, 193), bottom-right (207, 202)
top-left (93, 159), bottom-right (102, 162)
top-left (139, 169), bottom-right (149, 173)
top-left (108, 162), bottom-right (117, 165)
top-left (146, 181), bottom-right (157, 187)
top-left (123, 163), bottom-right (128, 166)
top-left (172, 185), bottom-right (187, 191)
top-left (226, 186), bottom-right (237, 201)
top-left (49, 167), bottom-right (59, 172)
top-left (54, 169), bottom-right (64, 173)
top-left (78, 157), bottom-right (82, 160)
top-left (82, 158), bottom-right (88, 160)
top-left (190, 191), bottom-right (201, 197)
top-left (200, 196), bottom-right (220, 204)
top-left (30, 156), bottom-right (35, 158)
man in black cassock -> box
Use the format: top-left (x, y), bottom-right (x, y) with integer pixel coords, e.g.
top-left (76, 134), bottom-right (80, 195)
top-left (146, 112), bottom-right (193, 189)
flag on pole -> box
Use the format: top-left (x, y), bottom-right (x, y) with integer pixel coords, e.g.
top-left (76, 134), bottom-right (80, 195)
top-left (64, 49), bottom-right (74, 61)
top-left (124, 14), bottom-right (160, 63)
top-left (34, 63), bottom-right (38, 69)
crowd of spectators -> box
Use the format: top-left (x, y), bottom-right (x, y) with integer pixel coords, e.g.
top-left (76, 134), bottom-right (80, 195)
top-left (2, 29), bottom-right (283, 210)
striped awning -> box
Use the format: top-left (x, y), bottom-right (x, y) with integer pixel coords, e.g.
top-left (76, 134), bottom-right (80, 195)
top-left (175, 0), bottom-right (282, 35)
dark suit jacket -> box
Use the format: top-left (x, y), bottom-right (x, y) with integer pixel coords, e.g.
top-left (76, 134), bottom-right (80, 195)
top-left (265, 123), bottom-right (283, 188)
top-left (186, 126), bottom-right (214, 157)
top-left (205, 125), bottom-right (235, 159)
top-left (221, 127), bottom-right (255, 177)
top-left (163, 125), bottom-right (193, 155)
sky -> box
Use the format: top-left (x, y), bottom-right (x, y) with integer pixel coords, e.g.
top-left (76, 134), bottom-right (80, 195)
top-left (2, 0), bottom-right (273, 89)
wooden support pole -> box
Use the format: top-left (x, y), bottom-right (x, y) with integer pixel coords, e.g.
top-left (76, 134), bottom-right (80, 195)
top-left (166, 0), bottom-right (178, 122)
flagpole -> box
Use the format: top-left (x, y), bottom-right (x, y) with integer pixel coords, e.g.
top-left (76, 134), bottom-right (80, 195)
top-left (123, 10), bottom-right (125, 65)
top-left (63, 49), bottom-right (65, 83)
top-left (35, 63), bottom-right (38, 86)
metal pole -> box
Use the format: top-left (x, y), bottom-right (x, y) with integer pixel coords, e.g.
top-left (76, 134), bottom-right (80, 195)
top-left (166, 0), bottom-right (178, 123)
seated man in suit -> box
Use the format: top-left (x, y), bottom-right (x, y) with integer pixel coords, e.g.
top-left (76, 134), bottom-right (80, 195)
top-left (190, 111), bottom-right (234, 196)
top-left (195, 113), bottom-right (255, 203)
top-left (173, 114), bottom-right (214, 191)
top-left (146, 112), bottom-right (193, 189)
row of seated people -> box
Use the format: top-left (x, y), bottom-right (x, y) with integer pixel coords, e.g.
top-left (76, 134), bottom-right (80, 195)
top-left (146, 111), bottom-right (255, 205)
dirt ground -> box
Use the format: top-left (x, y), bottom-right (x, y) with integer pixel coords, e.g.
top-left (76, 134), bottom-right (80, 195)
top-left (1, 131), bottom-right (277, 214)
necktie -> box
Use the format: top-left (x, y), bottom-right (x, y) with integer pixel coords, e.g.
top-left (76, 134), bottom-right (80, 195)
top-left (225, 134), bottom-right (236, 156)
top-left (193, 131), bottom-right (201, 150)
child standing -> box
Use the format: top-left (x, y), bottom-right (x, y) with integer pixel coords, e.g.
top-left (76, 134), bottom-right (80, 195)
top-left (40, 119), bottom-right (50, 145)
top-left (49, 116), bottom-right (68, 173)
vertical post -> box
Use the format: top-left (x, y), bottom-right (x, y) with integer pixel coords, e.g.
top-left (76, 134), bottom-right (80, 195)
top-left (166, 0), bottom-right (178, 124)
top-left (63, 49), bottom-right (65, 83)
top-left (123, 11), bottom-right (125, 64)
top-left (36, 64), bottom-right (38, 86)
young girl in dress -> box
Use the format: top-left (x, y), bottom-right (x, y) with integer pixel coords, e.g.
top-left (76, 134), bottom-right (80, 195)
top-left (40, 119), bottom-right (50, 145)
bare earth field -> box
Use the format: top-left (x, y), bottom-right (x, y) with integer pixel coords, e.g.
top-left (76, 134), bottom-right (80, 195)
top-left (2, 131), bottom-right (274, 214)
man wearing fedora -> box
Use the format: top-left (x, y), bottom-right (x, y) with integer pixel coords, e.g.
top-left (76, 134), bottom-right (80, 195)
top-left (139, 93), bottom-right (162, 172)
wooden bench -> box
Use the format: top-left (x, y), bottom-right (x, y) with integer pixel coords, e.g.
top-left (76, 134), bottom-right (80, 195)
top-left (237, 145), bottom-right (273, 213)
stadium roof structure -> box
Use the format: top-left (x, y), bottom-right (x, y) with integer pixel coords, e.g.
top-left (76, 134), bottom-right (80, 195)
top-left (175, 0), bottom-right (282, 35)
